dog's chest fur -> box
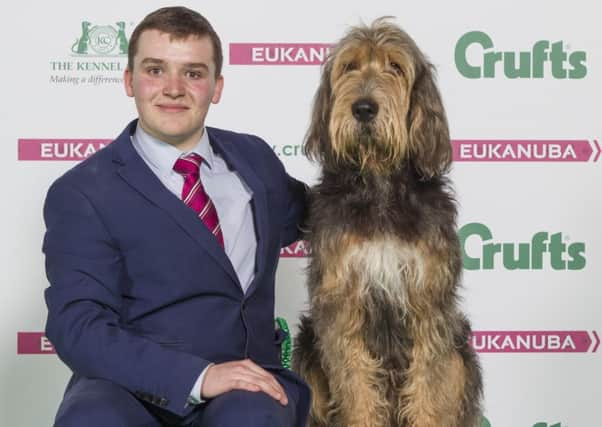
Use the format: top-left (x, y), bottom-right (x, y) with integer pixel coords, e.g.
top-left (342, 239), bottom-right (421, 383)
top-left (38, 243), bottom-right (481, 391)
top-left (307, 170), bottom-right (459, 360)
top-left (308, 170), bottom-right (457, 290)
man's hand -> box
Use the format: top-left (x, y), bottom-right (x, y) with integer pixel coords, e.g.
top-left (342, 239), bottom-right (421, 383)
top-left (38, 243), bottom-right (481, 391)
top-left (201, 359), bottom-right (288, 405)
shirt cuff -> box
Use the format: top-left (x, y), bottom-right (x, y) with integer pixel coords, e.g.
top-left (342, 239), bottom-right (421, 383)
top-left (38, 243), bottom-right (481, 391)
top-left (187, 364), bottom-right (213, 405)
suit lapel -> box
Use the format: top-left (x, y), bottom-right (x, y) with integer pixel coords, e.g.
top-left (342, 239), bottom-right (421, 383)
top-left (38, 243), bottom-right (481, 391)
top-left (111, 121), bottom-right (240, 288)
top-left (208, 128), bottom-right (269, 297)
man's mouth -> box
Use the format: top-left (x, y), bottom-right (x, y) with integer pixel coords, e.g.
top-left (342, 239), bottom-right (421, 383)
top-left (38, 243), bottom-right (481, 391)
top-left (157, 104), bottom-right (189, 112)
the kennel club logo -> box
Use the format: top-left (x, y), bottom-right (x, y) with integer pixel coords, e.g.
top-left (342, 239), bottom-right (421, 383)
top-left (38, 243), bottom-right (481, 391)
top-left (18, 139), bottom-right (111, 161)
top-left (229, 43), bottom-right (331, 65)
top-left (455, 30), bottom-right (587, 79)
top-left (452, 140), bottom-right (600, 162)
top-left (49, 20), bottom-right (132, 86)
top-left (71, 21), bottom-right (129, 56)
top-left (471, 331), bottom-right (599, 353)
top-left (459, 223), bottom-right (586, 271)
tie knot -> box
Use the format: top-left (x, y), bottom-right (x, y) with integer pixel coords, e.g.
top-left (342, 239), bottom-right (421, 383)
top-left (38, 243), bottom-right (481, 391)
top-left (173, 153), bottom-right (203, 176)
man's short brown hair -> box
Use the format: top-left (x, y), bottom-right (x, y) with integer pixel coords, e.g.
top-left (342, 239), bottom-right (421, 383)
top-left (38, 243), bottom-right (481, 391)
top-left (128, 6), bottom-right (223, 77)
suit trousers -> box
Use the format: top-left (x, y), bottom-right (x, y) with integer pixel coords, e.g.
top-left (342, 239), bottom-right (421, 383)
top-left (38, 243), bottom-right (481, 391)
top-left (54, 376), bottom-right (299, 427)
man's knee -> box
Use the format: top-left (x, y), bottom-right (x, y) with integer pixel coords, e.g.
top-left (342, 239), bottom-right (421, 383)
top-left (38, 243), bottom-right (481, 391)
top-left (198, 390), bottom-right (295, 427)
top-left (55, 396), bottom-right (123, 427)
top-left (54, 378), bottom-right (159, 427)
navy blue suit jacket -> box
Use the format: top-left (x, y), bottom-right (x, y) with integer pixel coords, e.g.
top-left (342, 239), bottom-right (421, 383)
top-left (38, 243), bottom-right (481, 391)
top-left (43, 120), bottom-right (309, 423)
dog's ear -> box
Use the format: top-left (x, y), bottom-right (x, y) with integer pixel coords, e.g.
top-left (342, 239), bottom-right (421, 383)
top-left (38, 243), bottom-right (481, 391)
top-left (304, 58), bottom-right (333, 163)
top-left (407, 63), bottom-right (451, 179)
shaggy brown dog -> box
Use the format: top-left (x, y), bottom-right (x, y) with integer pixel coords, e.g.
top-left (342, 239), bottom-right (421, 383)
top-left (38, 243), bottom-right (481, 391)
top-left (292, 18), bottom-right (483, 427)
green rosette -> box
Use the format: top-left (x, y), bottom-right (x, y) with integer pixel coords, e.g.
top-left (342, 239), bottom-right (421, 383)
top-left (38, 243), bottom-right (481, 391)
top-left (275, 317), bottom-right (292, 369)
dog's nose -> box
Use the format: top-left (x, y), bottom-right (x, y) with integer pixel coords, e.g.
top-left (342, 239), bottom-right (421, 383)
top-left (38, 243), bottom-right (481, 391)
top-left (352, 99), bottom-right (379, 122)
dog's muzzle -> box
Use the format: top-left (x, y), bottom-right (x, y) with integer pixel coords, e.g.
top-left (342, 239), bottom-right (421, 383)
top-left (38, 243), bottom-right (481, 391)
top-left (352, 98), bottom-right (379, 122)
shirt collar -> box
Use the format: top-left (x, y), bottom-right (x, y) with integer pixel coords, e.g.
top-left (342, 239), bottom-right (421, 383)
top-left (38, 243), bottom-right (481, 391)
top-left (193, 129), bottom-right (215, 170)
top-left (132, 124), bottom-right (215, 175)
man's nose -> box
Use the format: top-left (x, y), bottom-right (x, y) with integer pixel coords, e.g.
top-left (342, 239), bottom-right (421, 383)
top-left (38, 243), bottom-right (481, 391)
top-left (163, 74), bottom-right (185, 97)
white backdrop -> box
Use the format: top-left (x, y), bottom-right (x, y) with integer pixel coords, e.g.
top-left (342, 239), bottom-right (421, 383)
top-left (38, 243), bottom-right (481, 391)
top-left (2, 1), bottom-right (600, 425)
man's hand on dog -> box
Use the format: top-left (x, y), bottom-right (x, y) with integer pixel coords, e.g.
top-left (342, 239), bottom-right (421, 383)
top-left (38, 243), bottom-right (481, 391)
top-left (201, 359), bottom-right (289, 405)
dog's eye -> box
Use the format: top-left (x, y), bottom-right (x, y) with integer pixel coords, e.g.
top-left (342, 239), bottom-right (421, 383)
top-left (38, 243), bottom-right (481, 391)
top-left (342, 62), bottom-right (358, 73)
top-left (389, 62), bottom-right (403, 76)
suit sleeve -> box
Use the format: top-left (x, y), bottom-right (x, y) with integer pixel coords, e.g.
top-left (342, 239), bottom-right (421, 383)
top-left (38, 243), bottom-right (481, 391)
top-left (43, 178), bottom-right (207, 417)
top-left (281, 174), bottom-right (308, 247)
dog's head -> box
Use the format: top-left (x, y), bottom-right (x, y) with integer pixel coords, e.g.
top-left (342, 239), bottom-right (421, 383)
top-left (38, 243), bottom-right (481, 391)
top-left (305, 18), bottom-right (451, 178)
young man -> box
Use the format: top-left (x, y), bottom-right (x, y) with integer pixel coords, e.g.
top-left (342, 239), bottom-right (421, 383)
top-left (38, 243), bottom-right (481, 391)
top-left (43, 7), bottom-right (309, 426)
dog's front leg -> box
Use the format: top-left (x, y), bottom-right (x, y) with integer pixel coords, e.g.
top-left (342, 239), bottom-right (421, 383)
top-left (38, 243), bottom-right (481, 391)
top-left (293, 316), bottom-right (331, 427)
top-left (399, 340), bottom-right (474, 427)
top-left (314, 275), bottom-right (391, 427)
top-left (321, 332), bottom-right (390, 426)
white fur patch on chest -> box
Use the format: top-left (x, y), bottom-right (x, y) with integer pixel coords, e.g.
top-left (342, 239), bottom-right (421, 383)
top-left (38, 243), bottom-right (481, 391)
top-left (341, 236), bottom-right (425, 305)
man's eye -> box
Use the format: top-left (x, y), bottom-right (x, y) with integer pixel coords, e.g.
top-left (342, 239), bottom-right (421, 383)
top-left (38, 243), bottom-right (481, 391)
top-left (147, 67), bottom-right (162, 76)
top-left (187, 71), bottom-right (202, 79)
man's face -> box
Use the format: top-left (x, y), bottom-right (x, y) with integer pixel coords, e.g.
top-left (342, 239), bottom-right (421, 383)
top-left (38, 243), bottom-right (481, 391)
top-left (124, 30), bottom-right (223, 151)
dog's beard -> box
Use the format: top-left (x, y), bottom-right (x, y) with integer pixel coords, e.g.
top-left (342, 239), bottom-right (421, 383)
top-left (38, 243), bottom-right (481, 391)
top-left (330, 120), bottom-right (407, 175)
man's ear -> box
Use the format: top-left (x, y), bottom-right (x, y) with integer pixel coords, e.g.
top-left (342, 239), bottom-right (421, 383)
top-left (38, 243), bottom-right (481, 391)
top-left (211, 75), bottom-right (224, 104)
top-left (123, 68), bottom-right (134, 98)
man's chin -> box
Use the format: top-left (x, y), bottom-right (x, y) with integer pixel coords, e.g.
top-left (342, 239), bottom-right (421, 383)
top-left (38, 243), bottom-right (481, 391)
top-left (139, 118), bottom-right (203, 148)
top-left (161, 131), bottom-right (202, 150)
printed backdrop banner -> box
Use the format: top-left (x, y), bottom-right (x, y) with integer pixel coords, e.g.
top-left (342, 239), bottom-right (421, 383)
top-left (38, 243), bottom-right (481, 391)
top-left (1, 0), bottom-right (600, 426)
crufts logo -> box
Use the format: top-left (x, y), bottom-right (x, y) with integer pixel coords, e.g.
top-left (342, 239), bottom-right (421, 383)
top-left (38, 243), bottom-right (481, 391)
top-left (71, 21), bottom-right (129, 56)
top-left (455, 30), bottom-right (586, 79)
top-left (458, 223), bottom-right (586, 270)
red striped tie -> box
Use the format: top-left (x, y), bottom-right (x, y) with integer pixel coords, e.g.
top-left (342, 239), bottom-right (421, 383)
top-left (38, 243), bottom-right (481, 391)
top-left (173, 153), bottom-right (224, 248)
